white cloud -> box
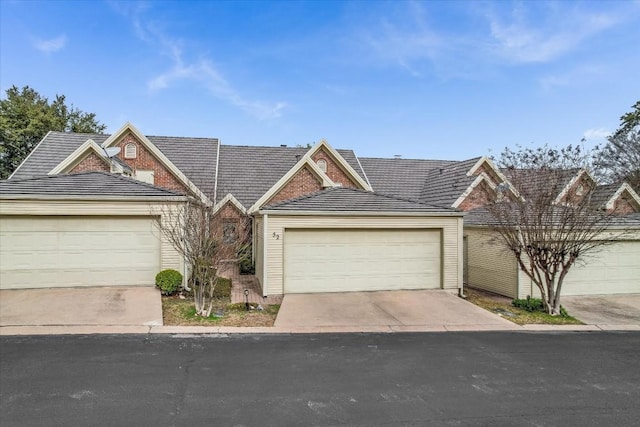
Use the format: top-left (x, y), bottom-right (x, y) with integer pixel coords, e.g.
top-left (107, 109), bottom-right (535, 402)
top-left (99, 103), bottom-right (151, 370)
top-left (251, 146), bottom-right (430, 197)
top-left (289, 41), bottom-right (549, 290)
top-left (32, 34), bottom-right (67, 54)
top-left (114, 3), bottom-right (286, 120)
top-left (583, 128), bottom-right (610, 140)
top-left (486, 6), bottom-right (617, 64)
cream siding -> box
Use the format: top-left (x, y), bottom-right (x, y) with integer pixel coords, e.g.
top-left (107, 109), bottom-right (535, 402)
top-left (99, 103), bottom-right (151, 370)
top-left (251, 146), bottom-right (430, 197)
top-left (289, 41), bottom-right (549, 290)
top-left (465, 227), bottom-right (518, 298)
top-left (254, 215), bottom-right (264, 293)
top-left (464, 227), bottom-right (640, 299)
top-left (264, 214), bottom-right (462, 295)
top-left (0, 199), bottom-right (183, 282)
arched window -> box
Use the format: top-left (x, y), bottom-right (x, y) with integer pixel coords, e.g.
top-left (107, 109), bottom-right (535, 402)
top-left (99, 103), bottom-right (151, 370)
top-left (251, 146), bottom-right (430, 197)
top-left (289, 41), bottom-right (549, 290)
top-left (317, 159), bottom-right (327, 172)
top-left (124, 143), bottom-right (137, 159)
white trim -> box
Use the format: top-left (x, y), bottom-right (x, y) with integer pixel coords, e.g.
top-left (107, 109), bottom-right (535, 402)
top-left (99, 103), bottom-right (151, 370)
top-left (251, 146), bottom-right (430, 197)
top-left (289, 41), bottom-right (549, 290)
top-left (124, 142), bottom-right (137, 159)
top-left (605, 182), bottom-right (640, 211)
top-left (48, 139), bottom-right (110, 175)
top-left (262, 214), bottom-right (268, 297)
top-left (100, 122), bottom-right (212, 205)
top-left (306, 139), bottom-right (372, 191)
top-left (9, 131), bottom-right (52, 179)
top-left (257, 209), bottom-right (464, 217)
top-left (213, 193), bottom-right (247, 214)
top-left (354, 153), bottom-right (373, 190)
top-left (247, 157), bottom-right (335, 214)
top-left (554, 169), bottom-right (596, 205)
top-left (451, 173), bottom-right (497, 209)
top-left (0, 194), bottom-right (186, 202)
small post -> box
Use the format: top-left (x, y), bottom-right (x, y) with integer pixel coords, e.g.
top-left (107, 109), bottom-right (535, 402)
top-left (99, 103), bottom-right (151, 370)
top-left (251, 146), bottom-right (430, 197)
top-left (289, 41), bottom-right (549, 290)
top-left (244, 289), bottom-right (250, 311)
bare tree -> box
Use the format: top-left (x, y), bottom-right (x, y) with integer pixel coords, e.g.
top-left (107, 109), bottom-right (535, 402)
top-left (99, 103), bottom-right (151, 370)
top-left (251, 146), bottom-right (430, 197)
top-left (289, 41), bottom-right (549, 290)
top-left (156, 198), bottom-right (251, 317)
top-left (486, 144), bottom-right (627, 315)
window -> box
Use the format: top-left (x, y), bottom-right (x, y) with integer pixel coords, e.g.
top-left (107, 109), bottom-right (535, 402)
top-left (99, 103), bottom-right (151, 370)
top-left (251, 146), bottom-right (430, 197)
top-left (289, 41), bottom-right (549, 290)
top-left (222, 219), bottom-right (238, 244)
top-left (317, 159), bottom-right (327, 172)
top-left (124, 143), bottom-right (137, 159)
top-left (135, 170), bottom-right (154, 185)
top-left (575, 184), bottom-right (586, 196)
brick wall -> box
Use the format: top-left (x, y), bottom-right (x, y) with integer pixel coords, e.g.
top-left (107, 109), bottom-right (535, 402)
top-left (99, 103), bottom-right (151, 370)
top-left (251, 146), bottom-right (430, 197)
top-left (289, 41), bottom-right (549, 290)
top-left (458, 182), bottom-right (494, 211)
top-left (213, 201), bottom-right (252, 260)
top-left (116, 133), bottom-right (189, 194)
top-left (611, 195), bottom-right (637, 215)
top-left (70, 152), bottom-right (110, 174)
top-left (311, 149), bottom-right (358, 188)
top-left (268, 165), bottom-right (323, 204)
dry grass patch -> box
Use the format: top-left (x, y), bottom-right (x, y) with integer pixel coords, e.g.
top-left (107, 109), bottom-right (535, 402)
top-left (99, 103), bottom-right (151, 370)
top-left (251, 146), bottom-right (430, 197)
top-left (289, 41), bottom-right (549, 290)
top-left (464, 287), bottom-right (583, 325)
top-left (162, 296), bottom-right (279, 327)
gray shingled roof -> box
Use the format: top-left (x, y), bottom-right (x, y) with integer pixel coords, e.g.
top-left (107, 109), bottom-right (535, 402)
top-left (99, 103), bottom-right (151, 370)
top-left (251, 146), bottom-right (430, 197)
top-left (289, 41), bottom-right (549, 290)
top-left (262, 187), bottom-right (462, 214)
top-left (10, 132), bottom-right (110, 180)
top-left (589, 183), bottom-right (620, 208)
top-left (215, 145), bottom-right (368, 207)
top-left (418, 157), bottom-right (481, 207)
top-left (358, 157), bottom-right (456, 200)
top-left (0, 172), bottom-right (183, 198)
top-left (10, 131), bottom-right (219, 199)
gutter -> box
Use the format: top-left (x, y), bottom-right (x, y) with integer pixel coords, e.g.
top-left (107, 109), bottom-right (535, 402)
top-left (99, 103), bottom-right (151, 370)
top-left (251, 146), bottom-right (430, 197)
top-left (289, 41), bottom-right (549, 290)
top-left (257, 209), bottom-right (465, 217)
top-left (0, 195), bottom-right (187, 202)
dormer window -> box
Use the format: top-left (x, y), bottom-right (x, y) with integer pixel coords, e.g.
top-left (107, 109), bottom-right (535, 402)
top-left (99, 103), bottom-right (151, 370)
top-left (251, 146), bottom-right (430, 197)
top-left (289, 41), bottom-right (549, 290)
top-left (124, 143), bottom-right (137, 159)
top-left (317, 159), bottom-right (327, 173)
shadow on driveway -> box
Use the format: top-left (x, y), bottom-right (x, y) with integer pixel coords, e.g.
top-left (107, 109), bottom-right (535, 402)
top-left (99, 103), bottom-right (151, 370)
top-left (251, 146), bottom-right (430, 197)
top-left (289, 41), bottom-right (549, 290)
top-left (0, 287), bottom-right (163, 327)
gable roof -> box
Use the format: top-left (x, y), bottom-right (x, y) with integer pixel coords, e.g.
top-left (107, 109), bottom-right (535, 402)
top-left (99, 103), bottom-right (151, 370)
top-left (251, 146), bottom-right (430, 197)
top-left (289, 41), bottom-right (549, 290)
top-left (261, 187), bottom-right (462, 215)
top-left (216, 144), bottom-right (367, 208)
top-left (590, 182), bottom-right (640, 211)
top-left (419, 157), bottom-right (482, 207)
top-left (0, 172), bottom-right (184, 199)
top-left (358, 157), bottom-right (456, 200)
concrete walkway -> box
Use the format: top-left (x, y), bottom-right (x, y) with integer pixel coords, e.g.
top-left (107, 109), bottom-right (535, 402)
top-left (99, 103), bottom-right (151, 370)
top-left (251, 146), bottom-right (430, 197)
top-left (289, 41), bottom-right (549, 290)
top-left (0, 287), bottom-right (163, 327)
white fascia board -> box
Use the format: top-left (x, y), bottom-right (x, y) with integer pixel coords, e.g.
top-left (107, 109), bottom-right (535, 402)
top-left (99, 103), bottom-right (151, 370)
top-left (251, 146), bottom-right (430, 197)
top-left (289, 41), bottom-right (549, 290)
top-left (247, 157), bottom-right (335, 214)
top-left (48, 139), bottom-right (109, 175)
top-left (101, 122), bottom-right (212, 205)
top-left (0, 194), bottom-right (187, 202)
top-left (554, 168), bottom-right (592, 205)
top-left (451, 173), bottom-right (496, 209)
top-left (257, 209), bottom-right (465, 217)
top-left (606, 182), bottom-right (640, 210)
top-left (466, 156), bottom-right (488, 177)
top-left (305, 139), bottom-right (372, 191)
top-left (466, 156), bottom-right (520, 198)
top-left (213, 193), bottom-right (247, 214)
top-left (9, 131), bottom-right (52, 179)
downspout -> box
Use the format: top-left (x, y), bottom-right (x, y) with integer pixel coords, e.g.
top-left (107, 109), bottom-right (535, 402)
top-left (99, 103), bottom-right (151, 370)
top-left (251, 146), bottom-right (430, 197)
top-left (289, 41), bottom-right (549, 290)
top-left (263, 214), bottom-right (268, 297)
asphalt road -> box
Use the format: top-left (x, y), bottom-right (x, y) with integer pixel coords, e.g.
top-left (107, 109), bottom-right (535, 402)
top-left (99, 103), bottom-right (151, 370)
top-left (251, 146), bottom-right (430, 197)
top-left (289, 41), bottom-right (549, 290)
top-left (1, 332), bottom-right (639, 426)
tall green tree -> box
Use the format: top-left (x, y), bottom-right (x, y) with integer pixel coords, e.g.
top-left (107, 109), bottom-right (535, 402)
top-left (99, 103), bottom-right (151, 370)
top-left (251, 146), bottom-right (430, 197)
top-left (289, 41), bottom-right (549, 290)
top-left (593, 101), bottom-right (640, 192)
top-left (0, 85), bottom-right (106, 179)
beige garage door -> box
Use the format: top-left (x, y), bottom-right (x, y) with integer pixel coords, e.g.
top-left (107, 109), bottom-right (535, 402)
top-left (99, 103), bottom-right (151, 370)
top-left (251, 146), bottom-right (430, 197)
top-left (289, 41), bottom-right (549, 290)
top-left (561, 241), bottom-right (640, 295)
top-left (284, 229), bottom-right (441, 293)
top-left (0, 216), bottom-right (160, 289)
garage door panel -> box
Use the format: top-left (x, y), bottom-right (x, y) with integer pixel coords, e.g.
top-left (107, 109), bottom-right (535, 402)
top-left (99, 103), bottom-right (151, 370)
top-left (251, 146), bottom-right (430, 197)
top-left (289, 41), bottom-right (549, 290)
top-left (284, 229), bottom-right (441, 293)
top-left (0, 216), bottom-right (160, 289)
top-left (561, 241), bottom-right (640, 295)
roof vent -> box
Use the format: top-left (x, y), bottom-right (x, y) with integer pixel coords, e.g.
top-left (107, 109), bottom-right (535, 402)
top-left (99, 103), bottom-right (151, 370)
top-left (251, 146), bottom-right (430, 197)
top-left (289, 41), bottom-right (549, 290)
top-left (280, 144), bottom-right (287, 148)
top-left (394, 155), bottom-right (402, 159)
top-left (295, 154), bottom-right (302, 162)
top-left (439, 168), bottom-right (444, 175)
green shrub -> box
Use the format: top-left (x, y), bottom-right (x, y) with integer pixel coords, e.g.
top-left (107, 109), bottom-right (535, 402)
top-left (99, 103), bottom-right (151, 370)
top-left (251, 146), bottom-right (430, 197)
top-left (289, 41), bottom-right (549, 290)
top-left (239, 258), bottom-right (255, 275)
top-left (512, 296), bottom-right (569, 317)
top-left (212, 277), bottom-right (232, 299)
top-left (155, 269), bottom-right (183, 296)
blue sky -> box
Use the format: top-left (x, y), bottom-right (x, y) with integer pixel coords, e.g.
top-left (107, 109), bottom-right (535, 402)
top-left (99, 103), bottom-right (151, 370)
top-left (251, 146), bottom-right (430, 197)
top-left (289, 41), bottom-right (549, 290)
top-left (1, 0), bottom-right (639, 160)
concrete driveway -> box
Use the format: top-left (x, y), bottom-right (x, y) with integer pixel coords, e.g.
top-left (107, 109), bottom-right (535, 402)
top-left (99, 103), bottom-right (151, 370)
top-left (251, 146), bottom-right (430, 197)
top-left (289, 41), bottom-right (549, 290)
top-left (0, 287), bottom-right (163, 327)
top-left (274, 290), bottom-right (520, 332)
top-left (561, 294), bottom-right (640, 327)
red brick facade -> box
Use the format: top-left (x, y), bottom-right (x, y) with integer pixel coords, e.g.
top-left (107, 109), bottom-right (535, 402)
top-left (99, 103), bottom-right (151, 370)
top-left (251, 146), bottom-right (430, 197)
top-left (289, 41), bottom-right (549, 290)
top-left (458, 181), bottom-right (495, 211)
top-left (115, 133), bottom-right (188, 194)
top-left (311, 148), bottom-right (359, 188)
top-left (70, 152), bottom-right (111, 174)
top-left (610, 193), bottom-right (638, 215)
top-left (267, 165), bottom-right (323, 204)
top-left (213, 201), bottom-right (250, 259)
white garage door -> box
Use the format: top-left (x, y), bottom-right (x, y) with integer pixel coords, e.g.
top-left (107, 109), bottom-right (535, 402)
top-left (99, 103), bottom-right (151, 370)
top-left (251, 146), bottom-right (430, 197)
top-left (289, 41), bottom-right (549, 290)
top-left (284, 229), bottom-right (441, 293)
top-left (0, 216), bottom-right (160, 289)
top-left (561, 241), bottom-right (640, 295)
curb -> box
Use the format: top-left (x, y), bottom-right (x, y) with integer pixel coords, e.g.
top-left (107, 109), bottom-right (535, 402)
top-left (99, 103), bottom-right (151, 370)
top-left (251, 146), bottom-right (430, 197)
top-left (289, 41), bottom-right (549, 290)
top-left (1, 323), bottom-right (638, 336)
